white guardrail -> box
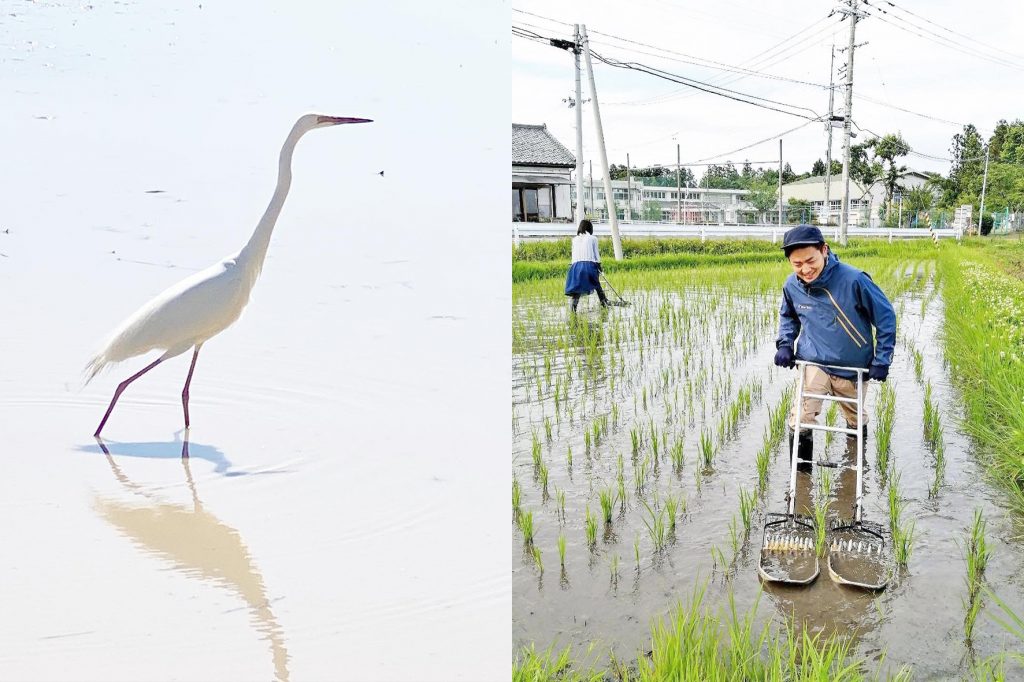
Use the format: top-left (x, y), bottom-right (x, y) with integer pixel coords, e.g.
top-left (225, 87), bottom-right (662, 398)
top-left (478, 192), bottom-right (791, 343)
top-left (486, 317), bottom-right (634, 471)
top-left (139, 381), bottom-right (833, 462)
top-left (512, 221), bottom-right (960, 243)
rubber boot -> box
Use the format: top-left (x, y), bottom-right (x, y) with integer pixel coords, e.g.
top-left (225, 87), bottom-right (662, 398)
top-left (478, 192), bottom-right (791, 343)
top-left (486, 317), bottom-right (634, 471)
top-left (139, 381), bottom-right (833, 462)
top-left (788, 429), bottom-right (814, 470)
top-left (596, 287), bottom-right (610, 308)
top-left (569, 295), bottom-right (580, 313)
top-left (846, 423), bottom-right (868, 440)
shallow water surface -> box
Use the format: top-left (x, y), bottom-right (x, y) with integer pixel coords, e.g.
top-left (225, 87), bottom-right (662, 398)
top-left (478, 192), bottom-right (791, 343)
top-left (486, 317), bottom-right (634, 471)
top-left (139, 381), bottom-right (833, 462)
top-left (512, 274), bottom-right (1024, 677)
top-left (1, 2), bottom-right (507, 680)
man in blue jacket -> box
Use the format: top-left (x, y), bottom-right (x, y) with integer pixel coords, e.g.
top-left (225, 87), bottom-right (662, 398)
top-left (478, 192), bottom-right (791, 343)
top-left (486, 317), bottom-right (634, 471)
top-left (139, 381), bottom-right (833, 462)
top-left (774, 225), bottom-right (896, 462)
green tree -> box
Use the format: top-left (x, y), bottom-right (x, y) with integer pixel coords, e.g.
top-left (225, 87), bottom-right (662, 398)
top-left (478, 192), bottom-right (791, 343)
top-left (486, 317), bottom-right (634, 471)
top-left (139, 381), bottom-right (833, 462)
top-left (747, 180), bottom-right (778, 223)
top-left (811, 159), bottom-right (827, 176)
top-left (642, 200), bottom-right (663, 221)
top-left (944, 124), bottom-right (985, 206)
top-left (701, 163), bottom-right (742, 189)
top-left (874, 133), bottom-right (911, 217)
top-left (829, 159), bottom-right (843, 175)
top-left (787, 197), bottom-right (813, 224)
top-left (904, 186), bottom-right (934, 213)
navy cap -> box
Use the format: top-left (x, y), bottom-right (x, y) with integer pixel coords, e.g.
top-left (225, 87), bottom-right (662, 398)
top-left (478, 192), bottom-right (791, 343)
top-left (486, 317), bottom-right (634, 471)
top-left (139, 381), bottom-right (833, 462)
top-left (781, 224), bottom-right (825, 250)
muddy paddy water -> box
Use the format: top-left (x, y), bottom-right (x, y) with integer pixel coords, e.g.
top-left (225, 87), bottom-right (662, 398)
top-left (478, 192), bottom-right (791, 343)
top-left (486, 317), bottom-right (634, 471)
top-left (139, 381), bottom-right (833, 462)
top-left (512, 264), bottom-right (1024, 677)
top-left (1, 2), bottom-right (506, 680)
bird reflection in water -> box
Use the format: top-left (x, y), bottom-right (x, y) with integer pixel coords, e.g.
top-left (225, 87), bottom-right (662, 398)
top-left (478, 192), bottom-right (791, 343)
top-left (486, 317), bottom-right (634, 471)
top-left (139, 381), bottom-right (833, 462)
top-left (94, 432), bottom-right (289, 682)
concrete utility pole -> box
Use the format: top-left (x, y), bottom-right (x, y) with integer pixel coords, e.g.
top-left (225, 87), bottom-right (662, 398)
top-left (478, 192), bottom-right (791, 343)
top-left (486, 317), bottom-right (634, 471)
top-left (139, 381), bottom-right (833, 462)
top-left (588, 160), bottom-right (593, 217)
top-left (824, 44), bottom-right (836, 227)
top-left (574, 25), bottom-right (584, 224)
top-left (589, 160), bottom-right (593, 217)
top-left (838, 0), bottom-right (859, 246)
top-left (979, 144), bottom-right (990, 236)
top-left (581, 24), bottom-right (623, 260)
top-left (627, 152), bottom-right (632, 222)
top-left (676, 143), bottom-right (681, 224)
top-left (778, 139), bottom-right (783, 229)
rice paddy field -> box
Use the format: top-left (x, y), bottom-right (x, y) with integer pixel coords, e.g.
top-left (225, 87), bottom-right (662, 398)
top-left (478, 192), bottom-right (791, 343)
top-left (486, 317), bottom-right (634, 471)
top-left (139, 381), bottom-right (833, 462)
top-left (512, 238), bottom-right (1024, 679)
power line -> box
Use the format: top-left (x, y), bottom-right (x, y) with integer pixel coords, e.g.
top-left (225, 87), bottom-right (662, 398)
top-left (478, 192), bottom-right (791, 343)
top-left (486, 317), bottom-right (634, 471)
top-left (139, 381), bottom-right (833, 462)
top-left (588, 49), bottom-right (822, 120)
top-left (584, 28), bottom-right (830, 89)
top-left (853, 93), bottom-right (963, 127)
top-left (696, 118), bottom-right (824, 162)
top-left (512, 24), bottom-right (823, 121)
top-left (860, 2), bottom-right (1024, 72)
top-left (882, 0), bottom-right (1024, 64)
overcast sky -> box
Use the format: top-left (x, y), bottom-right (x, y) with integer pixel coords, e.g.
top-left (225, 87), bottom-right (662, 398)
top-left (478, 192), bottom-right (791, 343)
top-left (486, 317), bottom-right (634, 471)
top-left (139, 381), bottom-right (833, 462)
top-left (513, 0), bottom-right (1024, 181)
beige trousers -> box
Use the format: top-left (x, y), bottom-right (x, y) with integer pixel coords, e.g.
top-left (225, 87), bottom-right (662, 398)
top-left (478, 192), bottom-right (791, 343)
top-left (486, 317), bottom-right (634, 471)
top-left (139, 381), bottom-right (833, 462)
top-left (788, 365), bottom-right (867, 431)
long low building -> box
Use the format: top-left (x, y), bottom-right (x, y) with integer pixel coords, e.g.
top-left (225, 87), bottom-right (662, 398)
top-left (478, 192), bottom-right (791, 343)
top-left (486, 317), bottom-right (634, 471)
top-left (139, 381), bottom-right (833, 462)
top-left (574, 179), bottom-right (753, 223)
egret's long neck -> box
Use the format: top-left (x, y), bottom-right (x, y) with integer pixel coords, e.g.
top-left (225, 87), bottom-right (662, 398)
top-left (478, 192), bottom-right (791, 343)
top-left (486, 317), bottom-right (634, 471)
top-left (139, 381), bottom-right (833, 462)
top-left (237, 122), bottom-right (309, 283)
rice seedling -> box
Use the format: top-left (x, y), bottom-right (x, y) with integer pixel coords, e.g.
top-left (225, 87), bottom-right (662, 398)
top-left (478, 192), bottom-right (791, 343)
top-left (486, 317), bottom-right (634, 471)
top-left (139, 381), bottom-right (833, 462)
top-left (557, 533), bottom-right (566, 568)
top-left (728, 515), bottom-right (740, 559)
top-left (630, 427), bottom-right (641, 457)
top-left (669, 438), bottom-right (684, 470)
top-left (556, 487), bottom-right (566, 522)
top-left (520, 510), bottom-right (535, 546)
top-left (599, 486), bottom-right (617, 524)
top-left (583, 429), bottom-right (591, 451)
top-left (738, 487), bottom-right (756, 535)
top-left (755, 439), bottom-right (771, 493)
top-left (512, 476), bottom-right (522, 522)
top-left (584, 505), bottom-right (598, 549)
top-left (641, 499), bottom-right (667, 552)
top-left (665, 495), bottom-right (680, 534)
top-left (538, 462), bottom-right (549, 495)
top-left (544, 416), bottom-right (553, 442)
top-left (634, 455), bottom-right (650, 495)
top-left (887, 471), bottom-right (914, 568)
top-left (532, 546), bottom-right (543, 575)
top-left (875, 382), bottom-right (896, 473)
top-left (565, 445), bottom-right (572, 469)
top-left (964, 509), bottom-right (992, 600)
top-left (591, 419), bottom-right (601, 447)
top-left (699, 429), bottom-right (715, 470)
top-left (812, 497), bottom-right (829, 557)
top-left (634, 534), bottom-right (641, 568)
top-left (610, 554), bottom-right (620, 586)
top-left (824, 401), bottom-right (839, 447)
top-left (611, 402), bottom-right (619, 425)
top-left (531, 431), bottom-right (542, 468)
top-left (912, 348), bottom-right (924, 382)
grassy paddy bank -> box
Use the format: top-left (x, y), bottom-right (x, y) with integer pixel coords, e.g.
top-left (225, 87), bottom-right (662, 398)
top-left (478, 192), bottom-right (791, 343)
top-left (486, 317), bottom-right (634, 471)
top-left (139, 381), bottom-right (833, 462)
top-left (513, 237), bottom-right (1024, 680)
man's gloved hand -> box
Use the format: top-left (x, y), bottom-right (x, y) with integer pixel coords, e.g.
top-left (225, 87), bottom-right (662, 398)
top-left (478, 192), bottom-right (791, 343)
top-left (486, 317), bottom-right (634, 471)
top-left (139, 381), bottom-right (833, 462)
top-left (774, 345), bottom-right (795, 369)
top-left (868, 364), bottom-right (889, 382)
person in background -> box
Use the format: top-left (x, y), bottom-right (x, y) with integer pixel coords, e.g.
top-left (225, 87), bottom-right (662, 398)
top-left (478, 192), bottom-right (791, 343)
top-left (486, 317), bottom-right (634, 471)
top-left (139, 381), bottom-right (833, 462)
top-left (564, 219), bottom-right (609, 312)
top-left (774, 224), bottom-right (896, 462)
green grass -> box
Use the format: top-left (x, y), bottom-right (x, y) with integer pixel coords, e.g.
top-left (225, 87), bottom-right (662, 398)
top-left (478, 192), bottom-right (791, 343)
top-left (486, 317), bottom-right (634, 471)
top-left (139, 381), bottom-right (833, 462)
top-left (939, 247), bottom-right (1024, 511)
top-left (599, 486), bottom-right (617, 524)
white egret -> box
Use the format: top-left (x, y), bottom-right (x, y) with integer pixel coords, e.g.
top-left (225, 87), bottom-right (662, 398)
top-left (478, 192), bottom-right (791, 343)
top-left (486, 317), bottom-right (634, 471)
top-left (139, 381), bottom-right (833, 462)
top-left (86, 114), bottom-right (371, 437)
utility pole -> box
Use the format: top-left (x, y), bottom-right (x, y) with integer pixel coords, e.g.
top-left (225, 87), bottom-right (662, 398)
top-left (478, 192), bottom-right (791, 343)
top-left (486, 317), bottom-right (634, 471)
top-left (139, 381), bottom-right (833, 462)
top-left (778, 139), bottom-right (783, 229)
top-left (676, 143), bottom-right (681, 224)
top-left (838, 0), bottom-right (859, 246)
top-left (573, 25), bottom-right (584, 224)
top-left (824, 44), bottom-right (836, 228)
top-left (581, 24), bottom-right (623, 260)
top-left (979, 144), bottom-right (990, 237)
top-left (626, 152), bottom-right (632, 222)
top-left (589, 160), bottom-right (593, 218)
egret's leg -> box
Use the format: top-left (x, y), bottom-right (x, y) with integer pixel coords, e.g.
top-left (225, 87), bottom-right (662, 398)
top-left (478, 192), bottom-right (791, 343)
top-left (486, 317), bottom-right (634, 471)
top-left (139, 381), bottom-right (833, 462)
top-left (181, 345), bottom-right (202, 429)
top-left (94, 358), bottom-right (163, 437)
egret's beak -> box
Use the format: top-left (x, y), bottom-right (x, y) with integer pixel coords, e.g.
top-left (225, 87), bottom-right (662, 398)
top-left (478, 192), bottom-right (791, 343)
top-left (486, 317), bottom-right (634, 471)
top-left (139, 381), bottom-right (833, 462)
top-left (317, 116), bottom-right (373, 125)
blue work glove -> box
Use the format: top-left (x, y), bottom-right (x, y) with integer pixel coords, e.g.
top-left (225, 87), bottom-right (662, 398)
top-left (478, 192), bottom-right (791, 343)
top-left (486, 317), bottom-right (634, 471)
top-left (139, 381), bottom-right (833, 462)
top-left (774, 345), bottom-right (795, 369)
top-left (868, 364), bottom-right (889, 382)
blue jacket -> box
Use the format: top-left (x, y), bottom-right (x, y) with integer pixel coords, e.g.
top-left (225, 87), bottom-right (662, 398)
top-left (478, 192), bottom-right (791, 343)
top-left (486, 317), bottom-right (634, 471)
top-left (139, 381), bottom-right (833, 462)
top-left (777, 251), bottom-right (896, 379)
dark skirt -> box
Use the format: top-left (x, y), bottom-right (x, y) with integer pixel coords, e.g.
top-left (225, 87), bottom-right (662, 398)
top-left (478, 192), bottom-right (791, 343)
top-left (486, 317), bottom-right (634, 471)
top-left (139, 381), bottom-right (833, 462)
top-left (565, 261), bottom-right (601, 295)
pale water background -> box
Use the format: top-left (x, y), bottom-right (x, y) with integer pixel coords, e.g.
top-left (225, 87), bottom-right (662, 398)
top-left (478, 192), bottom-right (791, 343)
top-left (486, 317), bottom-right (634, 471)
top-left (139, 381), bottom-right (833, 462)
top-left (0, 1), bottom-right (508, 680)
